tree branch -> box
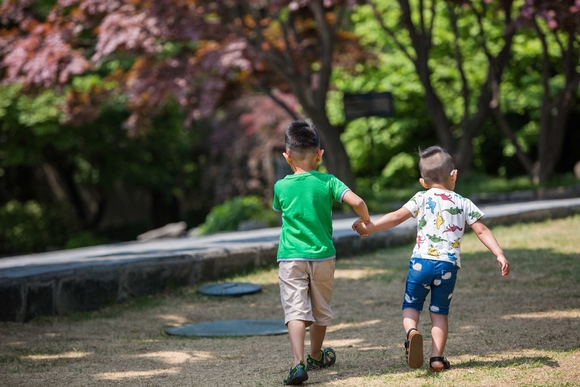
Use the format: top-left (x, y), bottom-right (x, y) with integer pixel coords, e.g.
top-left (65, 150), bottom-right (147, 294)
top-left (491, 107), bottom-right (534, 175)
top-left (532, 18), bottom-right (553, 109)
top-left (447, 3), bottom-right (470, 121)
top-left (369, 0), bottom-right (414, 62)
top-left (309, 1), bottom-right (335, 108)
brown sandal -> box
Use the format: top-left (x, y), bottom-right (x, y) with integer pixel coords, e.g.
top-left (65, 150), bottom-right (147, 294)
top-left (429, 356), bottom-right (451, 372)
top-left (404, 328), bottom-right (424, 369)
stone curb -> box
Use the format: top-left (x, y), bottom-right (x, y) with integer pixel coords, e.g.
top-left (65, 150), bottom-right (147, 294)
top-left (1, 198), bottom-right (579, 322)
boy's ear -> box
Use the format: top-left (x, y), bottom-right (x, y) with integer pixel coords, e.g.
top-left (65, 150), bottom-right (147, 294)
top-left (283, 152), bottom-right (291, 164)
top-left (419, 178), bottom-right (429, 188)
top-left (450, 169), bottom-right (458, 182)
top-left (316, 149), bottom-right (324, 162)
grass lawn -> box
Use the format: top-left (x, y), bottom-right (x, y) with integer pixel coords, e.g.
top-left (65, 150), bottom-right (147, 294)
top-left (1, 215), bottom-right (579, 386)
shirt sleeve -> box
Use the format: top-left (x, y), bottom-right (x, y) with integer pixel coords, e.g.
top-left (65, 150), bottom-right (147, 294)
top-left (329, 175), bottom-right (350, 202)
top-left (272, 183), bottom-right (281, 212)
top-left (402, 192), bottom-right (423, 218)
top-left (464, 198), bottom-right (484, 225)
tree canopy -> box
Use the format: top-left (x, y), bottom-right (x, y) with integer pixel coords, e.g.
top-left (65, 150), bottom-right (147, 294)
top-left (0, 0), bottom-right (579, 254)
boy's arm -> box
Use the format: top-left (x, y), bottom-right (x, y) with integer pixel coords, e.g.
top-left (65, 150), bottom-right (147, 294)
top-left (353, 207), bottom-right (412, 235)
top-left (342, 190), bottom-right (371, 223)
top-left (470, 220), bottom-right (510, 276)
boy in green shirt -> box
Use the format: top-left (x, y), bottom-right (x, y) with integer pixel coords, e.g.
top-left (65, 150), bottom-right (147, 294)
top-left (273, 120), bottom-right (371, 385)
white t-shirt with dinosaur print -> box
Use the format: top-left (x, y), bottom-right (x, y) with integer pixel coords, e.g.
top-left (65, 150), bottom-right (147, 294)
top-left (403, 188), bottom-right (484, 268)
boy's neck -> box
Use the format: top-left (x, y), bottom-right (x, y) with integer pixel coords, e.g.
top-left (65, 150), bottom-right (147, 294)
top-left (427, 183), bottom-right (454, 191)
top-left (284, 149), bottom-right (323, 174)
top-left (291, 164), bottom-right (318, 174)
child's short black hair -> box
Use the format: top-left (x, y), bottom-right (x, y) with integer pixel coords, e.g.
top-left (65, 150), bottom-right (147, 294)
top-left (285, 120), bottom-right (320, 159)
top-left (418, 145), bottom-right (455, 184)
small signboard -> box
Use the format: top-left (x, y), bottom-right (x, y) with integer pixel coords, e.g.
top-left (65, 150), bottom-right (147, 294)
top-left (343, 92), bottom-right (394, 120)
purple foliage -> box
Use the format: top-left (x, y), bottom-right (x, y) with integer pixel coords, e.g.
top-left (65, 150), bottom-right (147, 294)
top-left (520, 0), bottom-right (580, 31)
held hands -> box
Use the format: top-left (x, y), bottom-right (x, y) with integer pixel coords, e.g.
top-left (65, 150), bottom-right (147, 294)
top-left (352, 218), bottom-right (371, 237)
top-left (497, 255), bottom-right (510, 276)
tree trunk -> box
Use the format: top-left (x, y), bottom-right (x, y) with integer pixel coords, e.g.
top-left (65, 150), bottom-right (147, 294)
top-left (531, 19), bottom-right (580, 184)
top-left (414, 57), bottom-right (454, 153)
top-left (390, 0), bottom-right (516, 176)
top-left (536, 104), bottom-right (573, 184)
top-left (305, 108), bottom-right (356, 189)
top-left (249, 2), bottom-right (356, 189)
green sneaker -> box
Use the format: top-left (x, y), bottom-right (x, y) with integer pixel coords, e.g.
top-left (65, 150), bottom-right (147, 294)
top-left (284, 361), bottom-right (308, 385)
top-left (306, 347), bottom-right (336, 370)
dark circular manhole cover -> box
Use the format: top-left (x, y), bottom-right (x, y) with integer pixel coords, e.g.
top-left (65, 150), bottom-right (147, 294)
top-left (198, 282), bottom-right (262, 296)
top-left (165, 319), bottom-right (287, 337)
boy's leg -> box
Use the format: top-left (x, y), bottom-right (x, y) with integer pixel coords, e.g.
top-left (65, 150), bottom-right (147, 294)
top-left (402, 308), bottom-right (423, 369)
top-left (429, 312), bottom-right (448, 370)
top-left (308, 324), bottom-right (327, 358)
top-left (427, 261), bottom-right (456, 372)
top-left (306, 260), bottom-right (337, 370)
top-left (402, 307), bottom-right (420, 333)
top-left (402, 259), bottom-right (431, 332)
top-left (402, 259), bottom-right (435, 369)
top-left (288, 320), bottom-right (307, 366)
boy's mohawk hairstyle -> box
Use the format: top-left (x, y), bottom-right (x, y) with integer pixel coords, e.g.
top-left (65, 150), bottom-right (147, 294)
top-left (418, 145), bottom-right (455, 184)
top-left (285, 119), bottom-right (320, 155)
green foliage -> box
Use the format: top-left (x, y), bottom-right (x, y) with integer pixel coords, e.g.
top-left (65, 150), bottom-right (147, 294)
top-left (332, 0), bottom-right (579, 186)
top-left (0, 84), bottom-right (66, 167)
top-left (379, 152), bottom-right (418, 188)
top-left (16, 90), bottom-right (62, 129)
top-left (113, 103), bottom-right (207, 195)
top-left (0, 78), bottom-right (211, 251)
top-left (0, 84), bottom-right (21, 118)
top-left (0, 200), bottom-right (73, 255)
top-left (198, 196), bottom-right (278, 235)
top-left (328, 1), bottom-right (440, 184)
top-left (64, 232), bottom-right (110, 250)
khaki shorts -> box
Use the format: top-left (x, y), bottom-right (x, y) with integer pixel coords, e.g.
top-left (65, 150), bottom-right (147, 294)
top-left (278, 259), bottom-right (335, 326)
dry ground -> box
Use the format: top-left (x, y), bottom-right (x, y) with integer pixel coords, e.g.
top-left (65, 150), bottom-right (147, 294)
top-left (1, 215), bottom-right (580, 386)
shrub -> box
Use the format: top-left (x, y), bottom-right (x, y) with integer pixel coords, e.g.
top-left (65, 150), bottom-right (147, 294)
top-left (64, 232), bottom-right (110, 250)
top-left (0, 200), bottom-right (73, 255)
top-left (198, 196), bottom-right (278, 235)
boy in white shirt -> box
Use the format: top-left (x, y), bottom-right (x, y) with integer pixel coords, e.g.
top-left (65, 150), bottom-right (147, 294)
top-left (353, 145), bottom-right (510, 372)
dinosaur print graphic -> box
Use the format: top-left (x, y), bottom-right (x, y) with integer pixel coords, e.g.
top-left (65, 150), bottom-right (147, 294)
top-left (418, 215), bottom-right (427, 229)
top-left (451, 239), bottom-right (460, 248)
top-left (426, 234), bottom-right (445, 243)
top-left (443, 207), bottom-right (463, 215)
top-left (435, 212), bottom-right (445, 229)
top-left (443, 224), bottom-right (464, 233)
top-left (434, 192), bottom-right (455, 204)
top-left (427, 246), bottom-right (439, 257)
top-left (468, 211), bottom-right (483, 219)
top-left (416, 235), bottom-right (426, 249)
top-left (413, 208), bottom-right (420, 216)
top-left (426, 197), bottom-right (436, 214)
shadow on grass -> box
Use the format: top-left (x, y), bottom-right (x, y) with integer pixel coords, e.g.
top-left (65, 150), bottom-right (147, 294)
top-left (453, 356), bottom-right (559, 369)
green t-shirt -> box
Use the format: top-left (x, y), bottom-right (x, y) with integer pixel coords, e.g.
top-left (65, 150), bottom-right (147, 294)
top-left (272, 171), bottom-right (350, 260)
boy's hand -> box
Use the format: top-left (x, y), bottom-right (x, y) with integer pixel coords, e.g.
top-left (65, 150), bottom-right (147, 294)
top-left (352, 218), bottom-right (370, 237)
top-left (497, 255), bottom-right (510, 276)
